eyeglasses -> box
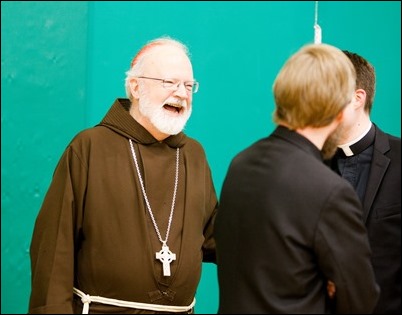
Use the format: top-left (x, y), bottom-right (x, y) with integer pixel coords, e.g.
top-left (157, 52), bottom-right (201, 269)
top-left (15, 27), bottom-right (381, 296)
top-left (137, 76), bottom-right (199, 94)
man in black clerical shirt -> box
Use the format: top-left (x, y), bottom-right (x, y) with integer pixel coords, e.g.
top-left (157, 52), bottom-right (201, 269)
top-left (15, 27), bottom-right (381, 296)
top-left (327, 50), bottom-right (401, 314)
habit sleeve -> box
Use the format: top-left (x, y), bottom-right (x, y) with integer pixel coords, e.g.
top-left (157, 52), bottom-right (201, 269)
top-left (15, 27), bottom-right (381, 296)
top-left (29, 145), bottom-right (85, 313)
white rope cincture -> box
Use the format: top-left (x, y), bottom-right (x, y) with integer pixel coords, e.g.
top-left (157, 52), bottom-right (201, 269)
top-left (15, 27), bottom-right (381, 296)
top-left (314, 1), bottom-right (322, 44)
top-left (73, 287), bottom-right (196, 314)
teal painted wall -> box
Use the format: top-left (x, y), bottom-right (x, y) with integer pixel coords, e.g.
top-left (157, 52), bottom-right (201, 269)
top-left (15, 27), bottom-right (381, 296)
top-left (2, 1), bottom-right (400, 314)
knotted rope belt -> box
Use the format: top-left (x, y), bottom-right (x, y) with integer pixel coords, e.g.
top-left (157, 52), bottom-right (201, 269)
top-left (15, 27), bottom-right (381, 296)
top-left (73, 287), bottom-right (196, 314)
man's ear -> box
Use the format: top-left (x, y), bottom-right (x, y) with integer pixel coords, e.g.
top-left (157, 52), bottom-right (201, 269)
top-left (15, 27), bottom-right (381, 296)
top-left (354, 88), bottom-right (366, 110)
top-left (129, 78), bottom-right (140, 99)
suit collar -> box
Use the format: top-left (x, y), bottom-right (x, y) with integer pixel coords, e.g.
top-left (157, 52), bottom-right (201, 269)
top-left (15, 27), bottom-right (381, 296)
top-left (362, 125), bottom-right (391, 222)
top-left (274, 126), bottom-right (323, 161)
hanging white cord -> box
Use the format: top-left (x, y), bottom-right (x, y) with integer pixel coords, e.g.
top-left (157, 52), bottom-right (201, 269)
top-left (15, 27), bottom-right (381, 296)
top-left (314, 1), bottom-right (322, 44)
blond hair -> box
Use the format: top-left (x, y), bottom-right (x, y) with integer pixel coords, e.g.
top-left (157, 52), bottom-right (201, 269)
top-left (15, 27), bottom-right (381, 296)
top-left (273, 43), bottom-right (356, 129)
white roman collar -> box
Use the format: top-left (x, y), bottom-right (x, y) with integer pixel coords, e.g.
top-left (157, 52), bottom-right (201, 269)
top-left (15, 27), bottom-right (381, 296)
top-left (338, 122), bottom-right (373, 157)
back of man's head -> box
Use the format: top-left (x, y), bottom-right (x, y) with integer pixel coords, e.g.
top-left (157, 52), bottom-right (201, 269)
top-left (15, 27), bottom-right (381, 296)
top-left (273, 43), bottom-right (356, 129)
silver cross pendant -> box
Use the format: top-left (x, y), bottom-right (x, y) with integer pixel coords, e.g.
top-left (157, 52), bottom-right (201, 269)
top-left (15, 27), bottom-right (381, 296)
top-left (156, 244), bottom-right (176, 276)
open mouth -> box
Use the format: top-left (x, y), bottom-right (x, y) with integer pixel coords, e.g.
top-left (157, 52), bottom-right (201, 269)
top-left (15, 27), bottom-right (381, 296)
top-left (163, 102), bottom-right (184, 114)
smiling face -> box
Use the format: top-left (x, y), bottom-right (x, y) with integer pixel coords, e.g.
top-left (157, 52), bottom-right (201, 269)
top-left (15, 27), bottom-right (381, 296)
top-left (129, 45), bottom-right (195, 140)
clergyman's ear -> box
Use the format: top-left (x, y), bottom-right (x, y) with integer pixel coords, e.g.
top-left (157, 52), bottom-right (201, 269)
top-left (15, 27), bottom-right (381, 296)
top-left (354, 89), bottom-right (366, 110)
top-left (130, 78), bottom-right (140, 99)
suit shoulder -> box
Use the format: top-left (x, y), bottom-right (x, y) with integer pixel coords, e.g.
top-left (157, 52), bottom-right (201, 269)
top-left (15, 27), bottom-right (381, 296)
top-left (375, 124), bottom-right (400, 143)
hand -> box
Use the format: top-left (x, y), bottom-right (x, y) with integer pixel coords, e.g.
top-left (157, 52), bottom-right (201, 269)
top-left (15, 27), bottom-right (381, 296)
top-left (327, 280), bottom-right (336, 299)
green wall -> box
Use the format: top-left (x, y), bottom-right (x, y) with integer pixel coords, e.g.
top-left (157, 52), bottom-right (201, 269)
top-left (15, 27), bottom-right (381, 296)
top-left (2, 1), bottom-right (400, 314)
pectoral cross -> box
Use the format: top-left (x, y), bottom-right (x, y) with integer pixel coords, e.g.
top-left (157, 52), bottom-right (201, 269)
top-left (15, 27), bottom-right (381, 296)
top-left (156, 244), bottom-right (176, 276)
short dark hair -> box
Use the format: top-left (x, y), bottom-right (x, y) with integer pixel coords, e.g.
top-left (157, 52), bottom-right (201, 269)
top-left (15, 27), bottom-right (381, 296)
top-left (342, 50), bottom-right (376, 114)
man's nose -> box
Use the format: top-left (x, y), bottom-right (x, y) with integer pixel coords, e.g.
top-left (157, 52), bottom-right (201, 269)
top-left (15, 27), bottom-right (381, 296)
top-left (174, 82), bottom-right (189, 98)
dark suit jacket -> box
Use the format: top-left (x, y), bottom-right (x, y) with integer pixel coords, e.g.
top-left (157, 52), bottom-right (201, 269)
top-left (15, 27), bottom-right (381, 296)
top-left (336, 125), bottom-right (401, 314)
top-left (215, 126), bottom-right (380, 314)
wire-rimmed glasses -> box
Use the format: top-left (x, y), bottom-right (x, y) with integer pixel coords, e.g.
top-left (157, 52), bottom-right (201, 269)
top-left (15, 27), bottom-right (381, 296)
top-left (137, 76), bottom-right (199, 94)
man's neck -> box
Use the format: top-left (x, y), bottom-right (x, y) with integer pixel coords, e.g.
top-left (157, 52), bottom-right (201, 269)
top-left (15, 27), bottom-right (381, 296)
top-left (295, 122), bottom-right (337, 150)
top-left (340, 115), bottom-right (371, 145)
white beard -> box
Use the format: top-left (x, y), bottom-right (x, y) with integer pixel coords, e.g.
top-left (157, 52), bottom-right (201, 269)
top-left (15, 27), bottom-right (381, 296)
top-left (138, 90), bottom-right (192, 135)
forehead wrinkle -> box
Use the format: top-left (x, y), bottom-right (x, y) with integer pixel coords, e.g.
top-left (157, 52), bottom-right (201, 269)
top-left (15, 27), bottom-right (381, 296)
top-left (142, 46), bottom-right (194, 80)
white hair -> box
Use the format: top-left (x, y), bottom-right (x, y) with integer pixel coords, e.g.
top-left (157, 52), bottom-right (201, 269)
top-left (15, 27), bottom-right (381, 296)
top-left (124, 37), bottom-right (190, 100)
